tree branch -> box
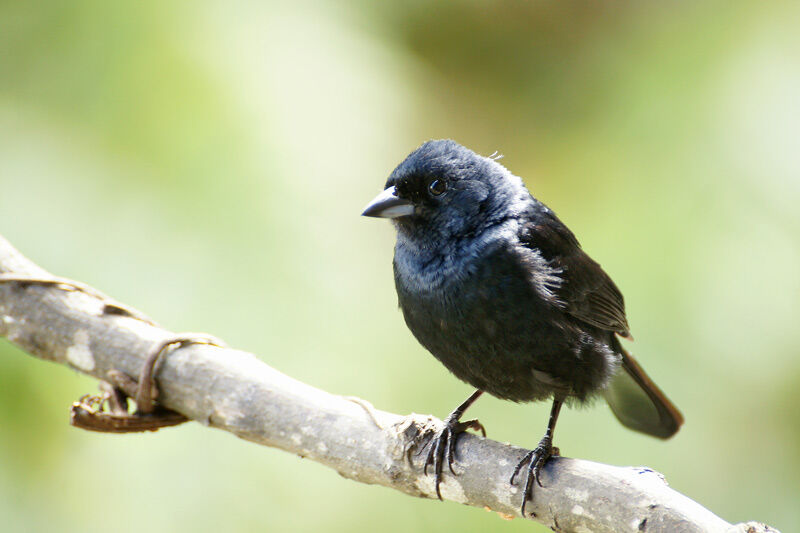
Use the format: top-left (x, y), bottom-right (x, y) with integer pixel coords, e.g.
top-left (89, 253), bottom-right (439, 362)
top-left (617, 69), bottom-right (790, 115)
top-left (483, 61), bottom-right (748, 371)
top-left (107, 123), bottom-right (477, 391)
top-left (0, 233), bottom-right (778, 533)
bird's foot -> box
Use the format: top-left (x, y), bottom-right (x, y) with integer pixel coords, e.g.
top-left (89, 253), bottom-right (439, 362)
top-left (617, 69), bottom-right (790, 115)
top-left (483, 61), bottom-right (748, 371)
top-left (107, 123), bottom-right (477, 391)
top-left (510, 436), bottom-right (558, 517)
top-left (422, 415), bottom-right (486, 500)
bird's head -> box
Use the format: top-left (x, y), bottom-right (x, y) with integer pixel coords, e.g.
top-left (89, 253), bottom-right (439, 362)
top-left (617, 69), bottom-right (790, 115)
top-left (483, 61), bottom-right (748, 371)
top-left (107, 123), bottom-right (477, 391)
top-left (362, 140), bottom-right (529, 241)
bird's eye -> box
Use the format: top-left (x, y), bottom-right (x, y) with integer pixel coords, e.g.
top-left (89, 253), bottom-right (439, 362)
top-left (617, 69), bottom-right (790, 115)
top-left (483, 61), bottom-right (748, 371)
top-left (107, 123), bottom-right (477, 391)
top-left (428, 179), bottom-right (447, 197)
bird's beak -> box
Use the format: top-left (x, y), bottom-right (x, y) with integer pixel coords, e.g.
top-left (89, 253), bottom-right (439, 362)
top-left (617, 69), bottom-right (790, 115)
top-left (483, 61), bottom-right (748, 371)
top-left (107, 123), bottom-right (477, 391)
top-left (361, 186), bottom-right (415, 218)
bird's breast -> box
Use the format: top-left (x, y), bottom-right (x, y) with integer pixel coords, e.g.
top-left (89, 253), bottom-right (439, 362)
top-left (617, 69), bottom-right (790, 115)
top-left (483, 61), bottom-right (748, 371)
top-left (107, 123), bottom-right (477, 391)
top-left (391, 229), bottom-right (590, 402)
top-left (392, 220), bottom-right (519, 294)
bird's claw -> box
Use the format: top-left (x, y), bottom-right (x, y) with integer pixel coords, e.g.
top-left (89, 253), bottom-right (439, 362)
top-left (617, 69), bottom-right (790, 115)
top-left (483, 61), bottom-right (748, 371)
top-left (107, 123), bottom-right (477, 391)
top-left (510, 437), bottom-right (556, 517)
top-left (422, 416), bottom-right (486, 500)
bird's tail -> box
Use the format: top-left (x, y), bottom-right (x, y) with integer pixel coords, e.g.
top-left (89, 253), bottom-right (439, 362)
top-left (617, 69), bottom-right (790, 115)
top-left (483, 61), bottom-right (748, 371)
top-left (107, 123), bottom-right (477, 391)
top-left (604, 339), bottom-right (683, 439)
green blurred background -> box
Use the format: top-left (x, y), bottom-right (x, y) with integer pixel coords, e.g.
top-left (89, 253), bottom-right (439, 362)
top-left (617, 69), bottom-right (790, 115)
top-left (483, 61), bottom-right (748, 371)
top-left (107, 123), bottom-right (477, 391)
top-left (1, 1), bottom-right (799, 531)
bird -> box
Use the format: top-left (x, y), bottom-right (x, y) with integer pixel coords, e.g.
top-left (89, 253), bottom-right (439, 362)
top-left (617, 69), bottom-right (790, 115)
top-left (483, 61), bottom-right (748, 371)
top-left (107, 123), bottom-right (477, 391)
top-left (361, 139), bottom-right (683, 516)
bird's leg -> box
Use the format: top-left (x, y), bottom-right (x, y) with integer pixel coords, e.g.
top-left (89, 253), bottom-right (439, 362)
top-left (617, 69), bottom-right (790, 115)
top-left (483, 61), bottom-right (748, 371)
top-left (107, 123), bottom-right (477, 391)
top-left (423, 389), bottom-right (486, 500)
top-left (510, 398), bottom-right (563, 517)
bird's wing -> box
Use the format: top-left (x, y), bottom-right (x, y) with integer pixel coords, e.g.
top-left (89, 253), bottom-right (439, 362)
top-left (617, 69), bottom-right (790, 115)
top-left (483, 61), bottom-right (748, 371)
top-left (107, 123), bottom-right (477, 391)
top-left (520, 210), bottom-right (631, 337)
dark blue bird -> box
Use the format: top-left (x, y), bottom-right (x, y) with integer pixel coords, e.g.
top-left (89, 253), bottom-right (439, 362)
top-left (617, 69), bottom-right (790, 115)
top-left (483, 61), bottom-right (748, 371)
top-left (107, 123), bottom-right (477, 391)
top-left (362, 140), bottom-right (682, 515)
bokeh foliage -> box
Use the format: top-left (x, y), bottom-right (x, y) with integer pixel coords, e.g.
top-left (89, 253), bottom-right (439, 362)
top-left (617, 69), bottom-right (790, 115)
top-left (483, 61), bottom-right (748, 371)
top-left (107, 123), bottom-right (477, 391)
top-left (1, 1), bottom-right (799, 531)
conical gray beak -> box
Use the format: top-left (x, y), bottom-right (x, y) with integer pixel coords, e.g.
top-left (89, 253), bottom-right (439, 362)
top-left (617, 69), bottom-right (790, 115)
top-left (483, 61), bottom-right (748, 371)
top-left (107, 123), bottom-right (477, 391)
top-left (361, 186), bottom-right (415, 218)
